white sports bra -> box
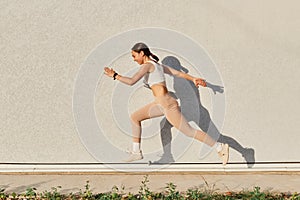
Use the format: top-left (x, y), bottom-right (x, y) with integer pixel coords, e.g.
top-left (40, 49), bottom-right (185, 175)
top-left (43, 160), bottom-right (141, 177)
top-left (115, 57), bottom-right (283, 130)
top-left (143, 60), bottom-right (165, 88)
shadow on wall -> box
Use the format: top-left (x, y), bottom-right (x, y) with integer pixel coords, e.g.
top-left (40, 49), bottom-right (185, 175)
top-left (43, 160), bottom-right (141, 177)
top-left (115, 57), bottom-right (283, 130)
top-left (155, 56), bottom-right (255, 168)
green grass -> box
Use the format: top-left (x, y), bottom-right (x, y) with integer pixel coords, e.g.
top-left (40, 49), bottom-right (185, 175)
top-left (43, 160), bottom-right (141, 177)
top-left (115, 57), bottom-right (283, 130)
top-left (0, 176), bottom-right (299, 200)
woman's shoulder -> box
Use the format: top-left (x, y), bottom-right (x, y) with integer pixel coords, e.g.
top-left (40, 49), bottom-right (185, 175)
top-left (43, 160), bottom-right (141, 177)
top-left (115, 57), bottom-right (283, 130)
top-left (143, 61), bottom-right (158, 71)
top-left (142, 61), bottom-right (154, 68)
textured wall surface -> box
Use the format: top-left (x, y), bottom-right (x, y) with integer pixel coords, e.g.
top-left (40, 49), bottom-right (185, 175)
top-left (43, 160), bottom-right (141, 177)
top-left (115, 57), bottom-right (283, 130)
top-left (1, 0), bottom-right (300, 169)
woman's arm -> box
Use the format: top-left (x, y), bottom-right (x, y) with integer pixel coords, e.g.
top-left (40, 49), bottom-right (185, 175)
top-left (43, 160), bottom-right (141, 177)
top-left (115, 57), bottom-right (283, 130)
top-left (104, 64), bottom-right (151, 86)
top-left (162, 64), bottom-right (207, 87)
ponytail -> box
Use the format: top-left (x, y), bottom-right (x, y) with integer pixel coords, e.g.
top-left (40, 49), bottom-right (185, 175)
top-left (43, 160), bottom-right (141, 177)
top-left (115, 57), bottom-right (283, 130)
top-left (150, 53), bottom-right (159, 62)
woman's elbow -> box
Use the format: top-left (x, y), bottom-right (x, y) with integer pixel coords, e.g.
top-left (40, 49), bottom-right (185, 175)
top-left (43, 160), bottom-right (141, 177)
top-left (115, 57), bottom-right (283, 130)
top-left (120, 78), bottom-right (135, 86)
top-left (128, 80), bottom-right (136, 86)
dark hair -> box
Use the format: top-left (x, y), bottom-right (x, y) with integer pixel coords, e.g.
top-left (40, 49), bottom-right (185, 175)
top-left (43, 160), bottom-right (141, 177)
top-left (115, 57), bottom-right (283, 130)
top-left (131, 42), bottom-right (159, 62)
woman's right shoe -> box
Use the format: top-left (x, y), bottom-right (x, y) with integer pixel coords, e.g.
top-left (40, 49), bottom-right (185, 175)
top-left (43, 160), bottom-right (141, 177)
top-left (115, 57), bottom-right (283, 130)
top-left (218, 143), bottom-right (229, 165)
top-left (123, 150), bottom-right (143, 162)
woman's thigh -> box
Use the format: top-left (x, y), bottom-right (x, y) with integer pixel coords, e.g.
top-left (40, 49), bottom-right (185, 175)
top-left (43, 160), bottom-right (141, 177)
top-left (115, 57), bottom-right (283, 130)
top-left (160, 99), bottom-right (196, 136)
top-left (165, 107), bottom-right (194, 132)
top-left (131, 101), bottom-right (165, 123)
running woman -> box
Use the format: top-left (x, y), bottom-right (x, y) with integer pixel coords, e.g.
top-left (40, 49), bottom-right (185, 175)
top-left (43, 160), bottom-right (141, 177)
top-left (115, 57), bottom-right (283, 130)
top-left (104, 42), bottom-right (229, 165)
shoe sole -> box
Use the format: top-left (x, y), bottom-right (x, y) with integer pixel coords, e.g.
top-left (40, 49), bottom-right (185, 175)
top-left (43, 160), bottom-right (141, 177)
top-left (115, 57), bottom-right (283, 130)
top-left (222, 144), bottom-right (229, 165)
top-left (123, 156), bottom-right (143, 163)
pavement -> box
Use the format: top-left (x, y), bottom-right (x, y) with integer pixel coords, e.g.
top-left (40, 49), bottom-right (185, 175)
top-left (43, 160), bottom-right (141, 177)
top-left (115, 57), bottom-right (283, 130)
top-left (1, 172), bottom-right (300, 194)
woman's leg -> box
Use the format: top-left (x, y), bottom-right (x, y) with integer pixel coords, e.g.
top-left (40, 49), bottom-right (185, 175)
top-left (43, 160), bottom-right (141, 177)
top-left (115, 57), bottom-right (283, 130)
top-left (124, 101), bottom-right (165, 162)
top-left (156, 95), bottom-right (216, 146)
top-left (165, 104), bottom-right (217, 147)
top-left (130, 101), bottom-right (164, 143)
top-left (159, 96), bottom-right (229, 165)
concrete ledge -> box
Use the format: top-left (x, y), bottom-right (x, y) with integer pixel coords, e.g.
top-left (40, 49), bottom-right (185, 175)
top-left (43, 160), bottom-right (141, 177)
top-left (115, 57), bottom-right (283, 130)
top-left (0, 163), bottom-right (300, 173)
top-left (1, 164), bottom-right (300, 194)
top-left (0, 173), bottom-right (300, 194)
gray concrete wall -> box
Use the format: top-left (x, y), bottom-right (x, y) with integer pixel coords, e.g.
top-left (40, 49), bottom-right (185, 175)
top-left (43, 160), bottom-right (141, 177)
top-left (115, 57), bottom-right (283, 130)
top-left (1, 0), bottom-right (300, 170)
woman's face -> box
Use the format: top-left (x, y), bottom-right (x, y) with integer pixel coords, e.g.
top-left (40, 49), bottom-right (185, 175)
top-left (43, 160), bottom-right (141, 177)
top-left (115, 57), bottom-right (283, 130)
top-left (131, 50), bottom-right (144, 65)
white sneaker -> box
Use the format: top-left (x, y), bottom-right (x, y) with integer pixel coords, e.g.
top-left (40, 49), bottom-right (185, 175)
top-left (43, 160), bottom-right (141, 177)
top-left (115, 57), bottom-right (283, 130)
top-left (123, 150), bottom-right (143, 162)
top-left (218, 143), bottom-right (229, 165)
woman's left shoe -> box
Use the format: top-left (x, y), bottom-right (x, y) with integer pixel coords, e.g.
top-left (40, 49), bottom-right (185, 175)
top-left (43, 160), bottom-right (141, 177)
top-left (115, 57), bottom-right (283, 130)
top-left (123, 150), bottom-right (143, 162)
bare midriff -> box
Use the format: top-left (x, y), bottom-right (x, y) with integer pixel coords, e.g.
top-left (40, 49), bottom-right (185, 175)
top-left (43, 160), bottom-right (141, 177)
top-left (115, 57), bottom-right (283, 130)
top-left (150, 82), bottom-right (169, 97)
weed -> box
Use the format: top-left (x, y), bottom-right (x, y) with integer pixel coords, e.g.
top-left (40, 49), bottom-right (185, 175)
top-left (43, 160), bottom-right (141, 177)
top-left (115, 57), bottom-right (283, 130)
top-left (186, 188), bottom-right (205, 200)
top-left (110, 185), bottom-right (121, 199)
top-left (164, 182), bottom-right (184, 200)
top-left (41, 186), bottom-right (64, 200)
top-left (138, 175), bottom-right (153, 200)
top-left (11, 192), bottom-right (18, 200)
top-left (79, 181), bottom-right (94, 200)
top-left (24, 187), bottom-right (37, 199)
top-left (0, 188), bottom-right (8, 200)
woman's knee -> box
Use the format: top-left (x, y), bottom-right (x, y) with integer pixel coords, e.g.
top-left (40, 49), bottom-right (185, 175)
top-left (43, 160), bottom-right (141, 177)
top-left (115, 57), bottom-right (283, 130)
top-left (130, 112), bottom-right (142, 125)
top-left (182, 129), bottom-right (197, 138)
top-left (175, 123), bottom-right (197, 138)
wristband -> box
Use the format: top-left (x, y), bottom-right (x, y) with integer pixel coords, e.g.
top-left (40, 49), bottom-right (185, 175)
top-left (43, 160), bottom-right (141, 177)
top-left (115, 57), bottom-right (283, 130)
top-left (113, 72), bottom-right (118, 80)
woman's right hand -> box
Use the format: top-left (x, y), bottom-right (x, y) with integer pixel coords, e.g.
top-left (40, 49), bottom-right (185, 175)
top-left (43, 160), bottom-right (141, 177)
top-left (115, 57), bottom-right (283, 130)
top-left (104, 67), bottom-right (115, 78)
top-left (193, 77), bottom-right (207, 88)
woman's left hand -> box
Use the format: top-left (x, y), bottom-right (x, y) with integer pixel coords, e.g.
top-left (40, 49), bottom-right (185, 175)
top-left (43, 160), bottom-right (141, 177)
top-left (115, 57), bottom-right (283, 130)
top-left (193, 78), bottom-right (207, 88)
top-left (104, 67), bottom-right (115, 78)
